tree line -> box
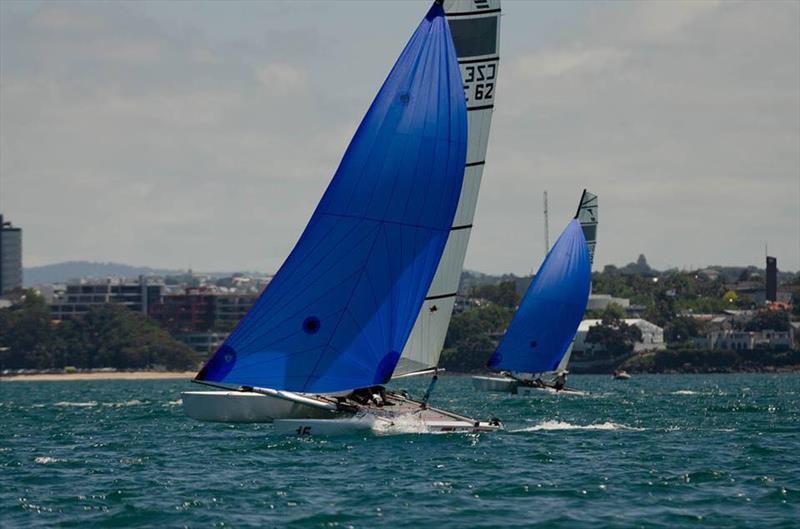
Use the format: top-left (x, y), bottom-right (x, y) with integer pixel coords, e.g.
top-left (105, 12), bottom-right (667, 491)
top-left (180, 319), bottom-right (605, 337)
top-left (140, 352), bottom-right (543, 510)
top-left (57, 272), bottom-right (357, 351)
top-left (0, 292), bottom-right (198, 371)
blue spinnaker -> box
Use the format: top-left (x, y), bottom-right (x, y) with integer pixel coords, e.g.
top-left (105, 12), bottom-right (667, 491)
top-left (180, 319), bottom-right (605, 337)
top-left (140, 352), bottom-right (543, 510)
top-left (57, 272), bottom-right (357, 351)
top-left (197, 3), bottom-right (467, 393)
top-left (488, 220), bottom-right (591, 374)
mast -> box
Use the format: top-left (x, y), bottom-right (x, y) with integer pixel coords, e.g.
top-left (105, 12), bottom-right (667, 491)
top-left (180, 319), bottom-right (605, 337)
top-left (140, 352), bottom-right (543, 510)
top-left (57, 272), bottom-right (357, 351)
top-left (543, 190), bottom-right (550, 253)
top-left (394, 0), bottom-right (502, 377)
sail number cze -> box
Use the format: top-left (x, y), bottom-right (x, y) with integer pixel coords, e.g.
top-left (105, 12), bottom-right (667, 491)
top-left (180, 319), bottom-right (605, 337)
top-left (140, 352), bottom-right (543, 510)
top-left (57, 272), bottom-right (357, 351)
top-left (463, 61), bottom-right (497, 103)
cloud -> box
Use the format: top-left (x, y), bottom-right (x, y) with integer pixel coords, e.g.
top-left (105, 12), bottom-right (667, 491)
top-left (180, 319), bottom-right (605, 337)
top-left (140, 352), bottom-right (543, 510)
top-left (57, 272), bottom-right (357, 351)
top-left (479, 0), bottom-right (799, 272)
top-left (1, 1), bottom-right (798, 274)
top-left (513, 47), bottom-right (629, 79)
top-left (255, 63), bottom-right (308, 94)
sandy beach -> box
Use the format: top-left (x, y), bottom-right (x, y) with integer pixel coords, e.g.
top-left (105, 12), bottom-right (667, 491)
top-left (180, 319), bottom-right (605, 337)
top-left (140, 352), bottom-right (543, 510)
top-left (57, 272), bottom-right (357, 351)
top-left (1, 371), bottom-right (197, 382)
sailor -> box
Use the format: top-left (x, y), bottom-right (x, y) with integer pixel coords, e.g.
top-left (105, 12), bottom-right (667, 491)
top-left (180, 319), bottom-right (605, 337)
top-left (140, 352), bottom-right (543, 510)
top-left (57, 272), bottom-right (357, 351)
top-left (370, 385), bottom-right (387, 407)
top-left (553, 372), bottom-right (567, 392)
top-left (349, 387), bottom-right (372, 405)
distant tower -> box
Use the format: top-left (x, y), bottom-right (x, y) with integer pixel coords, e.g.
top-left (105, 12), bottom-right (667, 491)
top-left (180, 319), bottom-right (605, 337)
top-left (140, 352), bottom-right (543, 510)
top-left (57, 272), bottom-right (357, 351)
top-left (766, 256), bottom-right (777, 302)
top-left (0, 214), bottom-right (23, 294)
top-left (543, 190), bottom-right (550, 253)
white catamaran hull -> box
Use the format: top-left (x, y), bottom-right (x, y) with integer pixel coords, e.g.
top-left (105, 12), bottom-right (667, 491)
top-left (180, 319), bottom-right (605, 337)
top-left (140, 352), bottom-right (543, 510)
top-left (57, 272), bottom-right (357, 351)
top-left (181, 391), bottom-right (334, 423)
top-left (471, 376), bottom-right (586, 396)
top-left (471, 375), bottom-right (518, 393)
top-left (184, 389), bottom-right (501, 434)
top-left (516, 386), bottom-right (587, 397)
top-left (274, 417), bottom-right (499, 436)
top-left (274, 392), bottom-right (501, 436)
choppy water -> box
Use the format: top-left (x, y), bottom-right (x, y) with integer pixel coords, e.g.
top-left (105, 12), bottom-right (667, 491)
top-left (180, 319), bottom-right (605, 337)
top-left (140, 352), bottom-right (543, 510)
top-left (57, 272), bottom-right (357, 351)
top-left (2, 374), bottom-right (798, 528)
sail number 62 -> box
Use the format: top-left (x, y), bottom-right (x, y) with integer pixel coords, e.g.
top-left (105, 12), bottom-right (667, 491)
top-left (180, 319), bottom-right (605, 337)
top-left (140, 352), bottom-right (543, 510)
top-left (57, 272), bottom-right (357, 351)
top-left (463, 63), bottom-right (497, 103)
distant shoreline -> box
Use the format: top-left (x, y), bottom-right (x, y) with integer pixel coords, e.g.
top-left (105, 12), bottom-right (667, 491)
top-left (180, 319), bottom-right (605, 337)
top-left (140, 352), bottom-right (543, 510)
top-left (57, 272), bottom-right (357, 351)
top-left (0, 371), bottom-right (196, 382)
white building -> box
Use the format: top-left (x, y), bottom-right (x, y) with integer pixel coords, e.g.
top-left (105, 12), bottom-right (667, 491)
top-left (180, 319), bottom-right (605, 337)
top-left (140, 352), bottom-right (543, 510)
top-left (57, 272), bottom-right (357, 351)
top-left (573, 318), bottom-right (666, 353)
top-left (703, 328), bottom-right (795, 352)
top-left (50, 276), bottom-right (164, 320)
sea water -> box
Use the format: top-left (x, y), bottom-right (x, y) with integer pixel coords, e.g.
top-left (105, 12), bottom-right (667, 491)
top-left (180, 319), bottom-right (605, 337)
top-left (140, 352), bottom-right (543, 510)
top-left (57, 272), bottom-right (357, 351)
top-left (1, 374), bottom-right (798, 528)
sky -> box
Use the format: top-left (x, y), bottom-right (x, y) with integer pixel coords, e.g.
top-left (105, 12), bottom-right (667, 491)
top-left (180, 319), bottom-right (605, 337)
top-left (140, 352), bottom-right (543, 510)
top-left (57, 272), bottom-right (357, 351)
top-left (1, 0), bottom-right (798, 274)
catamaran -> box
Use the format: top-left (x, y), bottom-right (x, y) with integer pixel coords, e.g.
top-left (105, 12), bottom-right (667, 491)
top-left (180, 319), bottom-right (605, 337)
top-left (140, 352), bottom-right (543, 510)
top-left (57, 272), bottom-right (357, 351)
top-left (473, 190), bottom-right (597, 396)
top-left (182, 0), bottom-right (503, 433)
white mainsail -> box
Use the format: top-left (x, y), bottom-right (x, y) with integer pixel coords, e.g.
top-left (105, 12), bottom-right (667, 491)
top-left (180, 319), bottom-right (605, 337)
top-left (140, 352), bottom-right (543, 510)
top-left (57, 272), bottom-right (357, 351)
top-left (394, 0), bottom-right (502, 376)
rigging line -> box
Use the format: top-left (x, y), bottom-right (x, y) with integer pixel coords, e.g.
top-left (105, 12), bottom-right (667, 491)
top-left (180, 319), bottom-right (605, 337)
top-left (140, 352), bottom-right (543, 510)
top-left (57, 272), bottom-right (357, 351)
top-left (259, 215), bottom-right (359, 299)
top-left (396, 31), bottom-right (463, 225)
top-left (321, 211), bottom-right (453, 233)
top-left (364, 259), bottom-right (390, 351)
top-left (232, 339), bottom-right (349, 372)
top-left (203, 216), bottom-right (348, 364)
top-left (235, 218), bottom-right (369, 332)
top-left (340, 14), bottom-right (434, 217)
top-left (233, 221), bottom-right (378, 332)
top-left (234, 303), bottom-right (348, 356)
top-left (233, 250), bottom-right (373, 352)
top-left (340, 307), bottom-right (386, 371)
top-left (230, 224), bottom-right (380, 348)
top-left (302, 220), bottom-right (386, 390)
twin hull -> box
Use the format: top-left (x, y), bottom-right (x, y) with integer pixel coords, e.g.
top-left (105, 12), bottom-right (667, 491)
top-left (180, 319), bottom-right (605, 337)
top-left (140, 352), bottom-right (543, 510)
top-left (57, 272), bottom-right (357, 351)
top-left (181, 391), bottom-right (333, 423)
top-left (182, 390), bottom-right (502, 434)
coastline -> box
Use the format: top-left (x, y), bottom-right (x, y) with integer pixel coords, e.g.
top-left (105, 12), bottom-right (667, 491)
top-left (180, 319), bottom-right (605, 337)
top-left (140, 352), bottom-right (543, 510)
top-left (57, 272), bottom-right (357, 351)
top-left (0, 371), bottom-right (196, 382)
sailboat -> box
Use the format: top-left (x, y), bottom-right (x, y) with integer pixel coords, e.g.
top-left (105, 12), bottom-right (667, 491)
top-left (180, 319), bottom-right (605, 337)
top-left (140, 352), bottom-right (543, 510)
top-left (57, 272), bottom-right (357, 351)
top-left (182, 1), bottom-right (502, 433)
top-left (472, 190), bottom-right (598, 396)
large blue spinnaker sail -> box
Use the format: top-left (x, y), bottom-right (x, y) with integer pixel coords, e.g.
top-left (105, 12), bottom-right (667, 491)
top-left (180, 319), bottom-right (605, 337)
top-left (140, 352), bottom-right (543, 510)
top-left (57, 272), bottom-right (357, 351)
top-left (488, 219), bottom-right (591, 374)
top-left (197, 3), bottom-right (467, 393)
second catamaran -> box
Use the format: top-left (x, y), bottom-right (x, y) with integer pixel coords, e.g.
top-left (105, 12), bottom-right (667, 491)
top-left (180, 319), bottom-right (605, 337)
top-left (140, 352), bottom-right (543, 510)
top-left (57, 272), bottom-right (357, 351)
top-left (473, 190), bottom-right (598, 395)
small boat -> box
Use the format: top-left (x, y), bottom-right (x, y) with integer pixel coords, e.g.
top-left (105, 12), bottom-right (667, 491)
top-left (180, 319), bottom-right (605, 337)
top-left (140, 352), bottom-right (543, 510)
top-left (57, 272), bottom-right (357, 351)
top-left (473, 190), bottom-right (597, 396)
top-left (613, 370), bottom-right (631, 380)
top-left (182, 0), bottom-right (503, 434)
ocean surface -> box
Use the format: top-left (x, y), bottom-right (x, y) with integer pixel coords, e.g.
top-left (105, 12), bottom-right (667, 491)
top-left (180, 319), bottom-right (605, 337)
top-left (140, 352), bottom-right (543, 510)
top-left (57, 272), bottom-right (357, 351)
top-left (1, 374), bottom-right (798, 528)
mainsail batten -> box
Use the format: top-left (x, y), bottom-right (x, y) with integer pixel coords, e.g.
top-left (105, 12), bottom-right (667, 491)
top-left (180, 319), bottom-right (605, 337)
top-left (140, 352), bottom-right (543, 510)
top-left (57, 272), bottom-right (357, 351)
top-left (394, 0), bottom-right (502, 376)
top-left (196, 3), bottom-right (467, 393)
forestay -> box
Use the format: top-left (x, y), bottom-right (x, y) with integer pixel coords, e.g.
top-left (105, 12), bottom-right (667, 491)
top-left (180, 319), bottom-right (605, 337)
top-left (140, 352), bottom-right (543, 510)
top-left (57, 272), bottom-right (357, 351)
top-left (196, 3), bottom-right (467, 393)
top-left (488, 219), bottom-right (592, 374)
top-left (394, 0), bottom-right (502, 376)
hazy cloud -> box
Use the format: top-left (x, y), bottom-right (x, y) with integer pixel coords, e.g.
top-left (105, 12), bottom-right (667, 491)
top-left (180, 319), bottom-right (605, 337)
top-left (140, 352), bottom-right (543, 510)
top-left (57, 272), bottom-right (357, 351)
top-left (1, 1), bottom-right (798, 274)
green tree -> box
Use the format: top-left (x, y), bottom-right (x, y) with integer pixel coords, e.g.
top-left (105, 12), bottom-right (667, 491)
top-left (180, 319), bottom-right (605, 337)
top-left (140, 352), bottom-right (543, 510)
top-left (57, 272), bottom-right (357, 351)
top-left (468, 281), bottom-right (520, 308)
top-left (744, 310), bottom-right (791, 332)
top-left (440, 304), bottom-right (514, 371)
top-left (665, 316), bottom-right (703, 343)
top-left (0, 291), bottom-right (59, 369)
top-left (585, 310), bottom-right (643, 357)
top-left (0, 298), bottom-right (198, 370)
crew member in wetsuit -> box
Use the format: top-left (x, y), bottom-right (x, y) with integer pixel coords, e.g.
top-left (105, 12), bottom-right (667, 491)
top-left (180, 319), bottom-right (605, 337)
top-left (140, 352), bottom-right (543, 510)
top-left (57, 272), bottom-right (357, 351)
top-left (553, 372), bottom-right (566, 392)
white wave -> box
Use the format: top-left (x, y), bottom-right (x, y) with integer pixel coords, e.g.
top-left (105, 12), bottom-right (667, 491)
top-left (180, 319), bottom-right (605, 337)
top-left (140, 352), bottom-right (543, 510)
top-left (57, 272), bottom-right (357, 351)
top-left (672, 390), bottom-right (700, 395)
top-left (34, 456), bottom-right (64, 464)
top-left (513, 420), bottom-right (645, 432)
top-left (371, 414), bottom-right (431, 435)
top-left (54, 401), bottom-right (97, 408)
top-left (102, 399), bottom-right (144, 408)
top-left (164, 399), bottom-right (182, 406)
